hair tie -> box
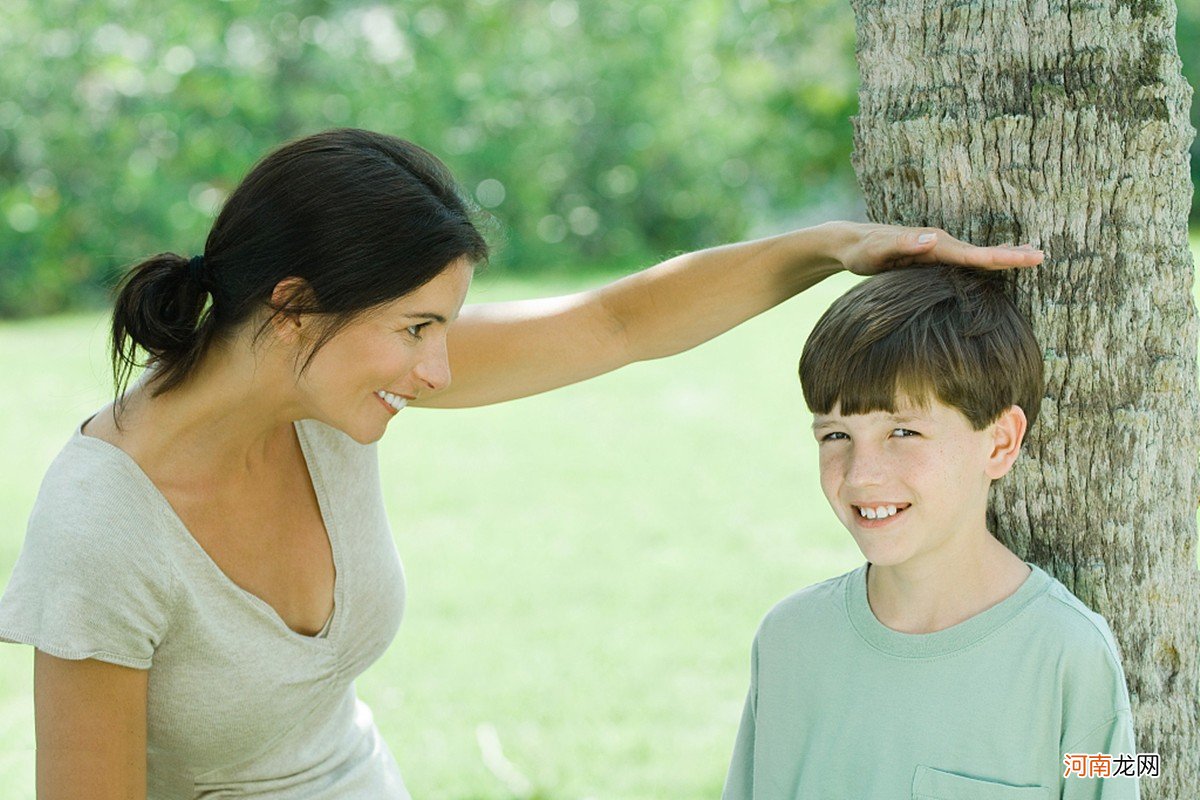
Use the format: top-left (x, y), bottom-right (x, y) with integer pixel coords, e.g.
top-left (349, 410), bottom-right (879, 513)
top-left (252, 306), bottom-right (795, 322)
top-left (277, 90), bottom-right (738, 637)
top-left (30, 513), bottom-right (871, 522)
top-left (188, 254), bottom-right (208, 288)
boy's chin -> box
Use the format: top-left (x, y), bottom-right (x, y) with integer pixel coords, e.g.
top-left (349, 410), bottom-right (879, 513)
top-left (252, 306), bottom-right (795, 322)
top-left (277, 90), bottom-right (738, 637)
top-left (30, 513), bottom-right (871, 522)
top-left (847, 536), bottom-right (912, 568)
top-left (862, 553), bottom-right (913, 569)
top-left (856, 547), bottom-right (895, 563)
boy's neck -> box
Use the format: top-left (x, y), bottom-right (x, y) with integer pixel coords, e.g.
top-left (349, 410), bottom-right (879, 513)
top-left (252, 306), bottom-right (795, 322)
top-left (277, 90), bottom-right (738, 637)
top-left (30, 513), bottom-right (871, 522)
top-left (865, 533), bottom-right (1031, 635)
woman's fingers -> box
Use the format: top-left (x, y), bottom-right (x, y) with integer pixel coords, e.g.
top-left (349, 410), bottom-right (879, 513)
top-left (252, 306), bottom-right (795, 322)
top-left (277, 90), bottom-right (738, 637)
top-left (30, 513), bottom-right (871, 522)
top-left (977, 243), bottom-right (1044, 268)
top-left (844, 224), bottom-right (1045, 275)
top-left (903, 230), bottom-right (939, 250)
top-left (918, 231), bottom-right (1044, 270)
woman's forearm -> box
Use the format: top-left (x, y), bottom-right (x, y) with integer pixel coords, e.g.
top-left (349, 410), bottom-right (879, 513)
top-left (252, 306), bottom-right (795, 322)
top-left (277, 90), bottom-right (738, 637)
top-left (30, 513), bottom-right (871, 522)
top-left (600, 222), bottom-right (849, 363)
top-left (417, 221), bottom-right (1037, 409)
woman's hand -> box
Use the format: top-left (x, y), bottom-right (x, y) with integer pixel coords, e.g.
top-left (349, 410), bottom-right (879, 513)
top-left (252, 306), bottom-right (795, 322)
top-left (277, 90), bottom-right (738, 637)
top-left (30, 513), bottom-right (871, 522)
top-left (829, 221), bottom-right (1044, 276)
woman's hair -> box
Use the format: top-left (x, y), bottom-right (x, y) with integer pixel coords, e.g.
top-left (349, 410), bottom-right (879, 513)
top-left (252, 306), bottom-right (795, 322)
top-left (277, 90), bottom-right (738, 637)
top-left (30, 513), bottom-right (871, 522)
top-left (799, 266), bottom-right (1044, 432)
top-left (109, 128), bottom-right (489, 420)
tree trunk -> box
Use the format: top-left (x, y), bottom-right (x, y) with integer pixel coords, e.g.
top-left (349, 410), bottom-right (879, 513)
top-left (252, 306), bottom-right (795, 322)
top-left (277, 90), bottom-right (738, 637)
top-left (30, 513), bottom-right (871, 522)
top-left (848, 0), bottom-right (1199, 796)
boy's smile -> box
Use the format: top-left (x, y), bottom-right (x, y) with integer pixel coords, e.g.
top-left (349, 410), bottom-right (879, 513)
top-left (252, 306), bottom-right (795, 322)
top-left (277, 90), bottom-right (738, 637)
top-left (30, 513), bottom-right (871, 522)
top-left (811, 395), bottom-right (1015, 571)
top-left (851, 502), bottom-right (911, 527)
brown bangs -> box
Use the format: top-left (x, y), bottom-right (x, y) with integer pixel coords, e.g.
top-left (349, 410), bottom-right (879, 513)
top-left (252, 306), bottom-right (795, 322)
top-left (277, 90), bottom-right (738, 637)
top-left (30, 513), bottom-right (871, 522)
top-left (798, 266), bottom-right (1044, 432)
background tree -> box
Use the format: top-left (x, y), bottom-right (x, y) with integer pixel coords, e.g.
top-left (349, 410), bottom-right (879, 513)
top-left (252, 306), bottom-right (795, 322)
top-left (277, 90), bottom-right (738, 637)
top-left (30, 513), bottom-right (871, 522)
top-left (849, 0), bottom-right (1198, 796)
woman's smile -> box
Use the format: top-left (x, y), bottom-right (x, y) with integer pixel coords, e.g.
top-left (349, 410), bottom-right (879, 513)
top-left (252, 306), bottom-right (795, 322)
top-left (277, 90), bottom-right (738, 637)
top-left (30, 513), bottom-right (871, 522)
top-left (375, 390), bottom-right (410, 414)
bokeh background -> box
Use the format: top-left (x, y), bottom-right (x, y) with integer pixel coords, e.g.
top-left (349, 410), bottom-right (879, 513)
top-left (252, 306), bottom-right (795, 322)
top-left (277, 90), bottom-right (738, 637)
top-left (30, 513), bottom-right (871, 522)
top-left (1, 1), bottom-right (1198, 798)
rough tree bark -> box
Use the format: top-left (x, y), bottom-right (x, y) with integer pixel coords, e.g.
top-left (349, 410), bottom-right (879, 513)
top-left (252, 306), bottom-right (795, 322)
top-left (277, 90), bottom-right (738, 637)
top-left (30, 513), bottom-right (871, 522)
top-left (848, 0), bottom-right (1198, 796)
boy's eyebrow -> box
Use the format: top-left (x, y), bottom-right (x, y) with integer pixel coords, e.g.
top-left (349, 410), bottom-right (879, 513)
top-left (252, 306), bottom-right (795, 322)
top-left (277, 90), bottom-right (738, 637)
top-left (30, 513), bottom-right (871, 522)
top-left (810, 412), bottom-right (926, 429)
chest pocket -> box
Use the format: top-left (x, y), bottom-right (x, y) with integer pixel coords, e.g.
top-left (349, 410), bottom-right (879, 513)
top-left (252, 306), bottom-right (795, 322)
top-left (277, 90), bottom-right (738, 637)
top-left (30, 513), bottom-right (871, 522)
top-left (912, 765), bottom-right (1053, 800)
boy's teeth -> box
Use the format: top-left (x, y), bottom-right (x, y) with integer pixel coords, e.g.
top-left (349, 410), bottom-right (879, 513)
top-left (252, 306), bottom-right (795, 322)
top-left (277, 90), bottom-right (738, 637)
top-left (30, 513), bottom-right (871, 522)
top-left (857, 505), bottom-right (901, 519)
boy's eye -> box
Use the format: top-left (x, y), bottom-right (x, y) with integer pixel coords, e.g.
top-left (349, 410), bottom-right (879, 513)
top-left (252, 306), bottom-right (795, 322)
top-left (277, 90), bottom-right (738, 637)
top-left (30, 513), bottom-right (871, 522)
top-left (892, 428), bottom-right (919, 438)
top-left (820, 431), bottom-right (848, 442)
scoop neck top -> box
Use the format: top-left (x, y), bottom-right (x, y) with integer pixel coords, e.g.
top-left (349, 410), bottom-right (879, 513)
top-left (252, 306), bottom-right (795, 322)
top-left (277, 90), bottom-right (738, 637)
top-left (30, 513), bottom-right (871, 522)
top-left (0, 416), bottom-right (410, 797)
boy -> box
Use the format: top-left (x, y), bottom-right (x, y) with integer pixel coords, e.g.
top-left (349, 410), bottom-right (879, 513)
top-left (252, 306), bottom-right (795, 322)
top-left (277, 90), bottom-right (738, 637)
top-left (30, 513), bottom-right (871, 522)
top-left (723, 266), bottom-right (1138, 799)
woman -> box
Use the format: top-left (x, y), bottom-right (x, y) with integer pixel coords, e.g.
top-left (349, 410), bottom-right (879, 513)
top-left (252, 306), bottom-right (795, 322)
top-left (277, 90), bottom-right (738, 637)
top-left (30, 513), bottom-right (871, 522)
top-left (0, 129), bottom-right (1041, 798)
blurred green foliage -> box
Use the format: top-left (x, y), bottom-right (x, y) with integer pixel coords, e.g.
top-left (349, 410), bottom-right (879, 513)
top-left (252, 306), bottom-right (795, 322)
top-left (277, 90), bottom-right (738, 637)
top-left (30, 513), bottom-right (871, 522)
top-left (0, 0), bottom-right (858, 317)
top-left (0, 0), bottom-right (1196, 318)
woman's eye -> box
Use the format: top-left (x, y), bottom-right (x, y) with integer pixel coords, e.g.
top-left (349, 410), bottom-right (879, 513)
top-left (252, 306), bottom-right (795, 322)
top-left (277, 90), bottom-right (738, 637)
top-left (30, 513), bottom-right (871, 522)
top-left (404, 324), bottom-right (426, 340)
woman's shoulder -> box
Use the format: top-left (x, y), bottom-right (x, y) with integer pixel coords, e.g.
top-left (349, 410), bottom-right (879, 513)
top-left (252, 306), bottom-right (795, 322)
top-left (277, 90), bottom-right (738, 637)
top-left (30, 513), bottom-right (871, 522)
top-left (29, 414), bottom-right (171, 550)
top-left (0, 415), bottom-right (178, 666)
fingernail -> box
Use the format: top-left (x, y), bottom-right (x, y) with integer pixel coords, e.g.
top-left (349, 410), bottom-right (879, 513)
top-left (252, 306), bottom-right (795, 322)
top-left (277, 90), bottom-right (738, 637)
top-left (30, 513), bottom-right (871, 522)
top-left (918, 233), bottom-right (935, 244)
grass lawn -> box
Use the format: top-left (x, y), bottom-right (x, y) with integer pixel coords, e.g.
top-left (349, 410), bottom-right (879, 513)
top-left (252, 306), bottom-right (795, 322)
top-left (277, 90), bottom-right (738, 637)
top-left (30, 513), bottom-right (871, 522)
top-left (0, 265), bottom-right (866, 799)
top-left (0, 235), bottom-right (1198, 798)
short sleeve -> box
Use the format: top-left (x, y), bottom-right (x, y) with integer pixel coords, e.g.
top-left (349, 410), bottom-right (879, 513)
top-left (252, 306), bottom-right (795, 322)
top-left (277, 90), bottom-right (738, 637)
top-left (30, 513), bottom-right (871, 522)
top-left (722, 635), bottom-right (759, 800)
top-left (0, 448), bottom-right (176, 669)
top-left (1061, 710), bottom-right (1139, 800)
top-left (1055, 596), bottom-right (1139, 800)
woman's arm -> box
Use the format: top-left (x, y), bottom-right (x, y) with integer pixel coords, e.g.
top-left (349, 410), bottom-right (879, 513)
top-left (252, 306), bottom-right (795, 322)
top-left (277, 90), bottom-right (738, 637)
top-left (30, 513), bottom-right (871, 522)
top-left (34, 651), bottom-right (147, 799)
top-left (415, 221), bottom-right (1043, 409)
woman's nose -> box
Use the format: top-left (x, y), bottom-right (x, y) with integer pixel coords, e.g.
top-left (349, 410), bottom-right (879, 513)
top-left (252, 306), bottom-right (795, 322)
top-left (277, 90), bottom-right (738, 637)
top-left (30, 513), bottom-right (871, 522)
top-left (413, 341), bottom-right (452, 391)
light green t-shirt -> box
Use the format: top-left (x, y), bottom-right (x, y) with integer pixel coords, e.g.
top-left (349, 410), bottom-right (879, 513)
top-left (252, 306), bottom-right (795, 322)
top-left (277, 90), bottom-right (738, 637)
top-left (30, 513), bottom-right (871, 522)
top-left (723, 563), bottom-right (1138, 800)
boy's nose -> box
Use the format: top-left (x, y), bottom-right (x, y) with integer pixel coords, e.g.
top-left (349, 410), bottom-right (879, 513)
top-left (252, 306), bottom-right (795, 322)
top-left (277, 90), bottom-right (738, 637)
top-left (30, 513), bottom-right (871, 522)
top-left (844, 450), bottom-right (886, 487)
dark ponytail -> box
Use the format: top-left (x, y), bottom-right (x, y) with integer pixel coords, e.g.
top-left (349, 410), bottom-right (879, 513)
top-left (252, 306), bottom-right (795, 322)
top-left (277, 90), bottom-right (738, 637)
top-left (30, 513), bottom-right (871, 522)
top-left (111, 251), bottom-right (218, 404)
top-left (108, 128), bottom-right (489, 423)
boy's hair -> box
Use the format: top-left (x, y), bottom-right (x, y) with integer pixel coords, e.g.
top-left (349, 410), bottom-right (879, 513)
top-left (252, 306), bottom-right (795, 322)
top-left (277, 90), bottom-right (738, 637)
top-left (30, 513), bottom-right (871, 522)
top-left (799, 266), bottom-right (1044, 432)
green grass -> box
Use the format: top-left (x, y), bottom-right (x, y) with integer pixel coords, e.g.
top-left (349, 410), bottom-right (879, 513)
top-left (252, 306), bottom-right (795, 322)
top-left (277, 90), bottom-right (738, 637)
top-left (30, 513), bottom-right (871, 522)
top-left (1, 235), bottom-right (1198, 798)
top-left (0, 267), bottom-right (865, 799)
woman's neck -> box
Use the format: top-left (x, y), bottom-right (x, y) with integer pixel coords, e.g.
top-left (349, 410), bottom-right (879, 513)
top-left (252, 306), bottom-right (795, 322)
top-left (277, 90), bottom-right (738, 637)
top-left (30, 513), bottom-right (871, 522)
top-left (106, 341), bottom-right (305, 485)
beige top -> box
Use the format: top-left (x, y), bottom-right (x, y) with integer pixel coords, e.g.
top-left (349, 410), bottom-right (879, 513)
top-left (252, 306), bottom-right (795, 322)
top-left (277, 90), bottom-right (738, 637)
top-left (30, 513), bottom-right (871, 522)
top-left (0, 417), bottom-right (409, 799)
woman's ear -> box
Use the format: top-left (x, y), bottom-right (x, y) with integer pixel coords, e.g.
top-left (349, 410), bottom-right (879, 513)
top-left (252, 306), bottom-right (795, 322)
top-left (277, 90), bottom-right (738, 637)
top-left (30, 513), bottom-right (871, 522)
top-left (268, 277), bottom-right (314, 344)
top-left (985, 405), bottom-right (1028, 480)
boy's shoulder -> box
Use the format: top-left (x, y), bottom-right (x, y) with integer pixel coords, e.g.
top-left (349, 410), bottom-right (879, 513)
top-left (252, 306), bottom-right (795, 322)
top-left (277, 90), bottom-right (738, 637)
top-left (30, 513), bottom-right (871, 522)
top-left (754, 564), bottom-right (1128, 680)
top-left (1031, 570), bottom-right (1119, 640)
top-left (755, 565), bottom-right (863, 641)
top-left (1023, 569), bottom-right (1135, 750)
top-left (1024, 568), bottom-right (1129, 686)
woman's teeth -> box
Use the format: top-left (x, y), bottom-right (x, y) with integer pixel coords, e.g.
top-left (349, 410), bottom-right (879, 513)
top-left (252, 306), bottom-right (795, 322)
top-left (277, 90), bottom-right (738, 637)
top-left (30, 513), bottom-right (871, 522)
top-left (376, 390), bottom-right (407, 412)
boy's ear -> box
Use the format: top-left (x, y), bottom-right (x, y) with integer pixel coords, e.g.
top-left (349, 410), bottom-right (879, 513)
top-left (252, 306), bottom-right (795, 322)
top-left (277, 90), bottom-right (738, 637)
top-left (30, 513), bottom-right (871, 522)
top-left (985, 405), bottom-right (1027, 480)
